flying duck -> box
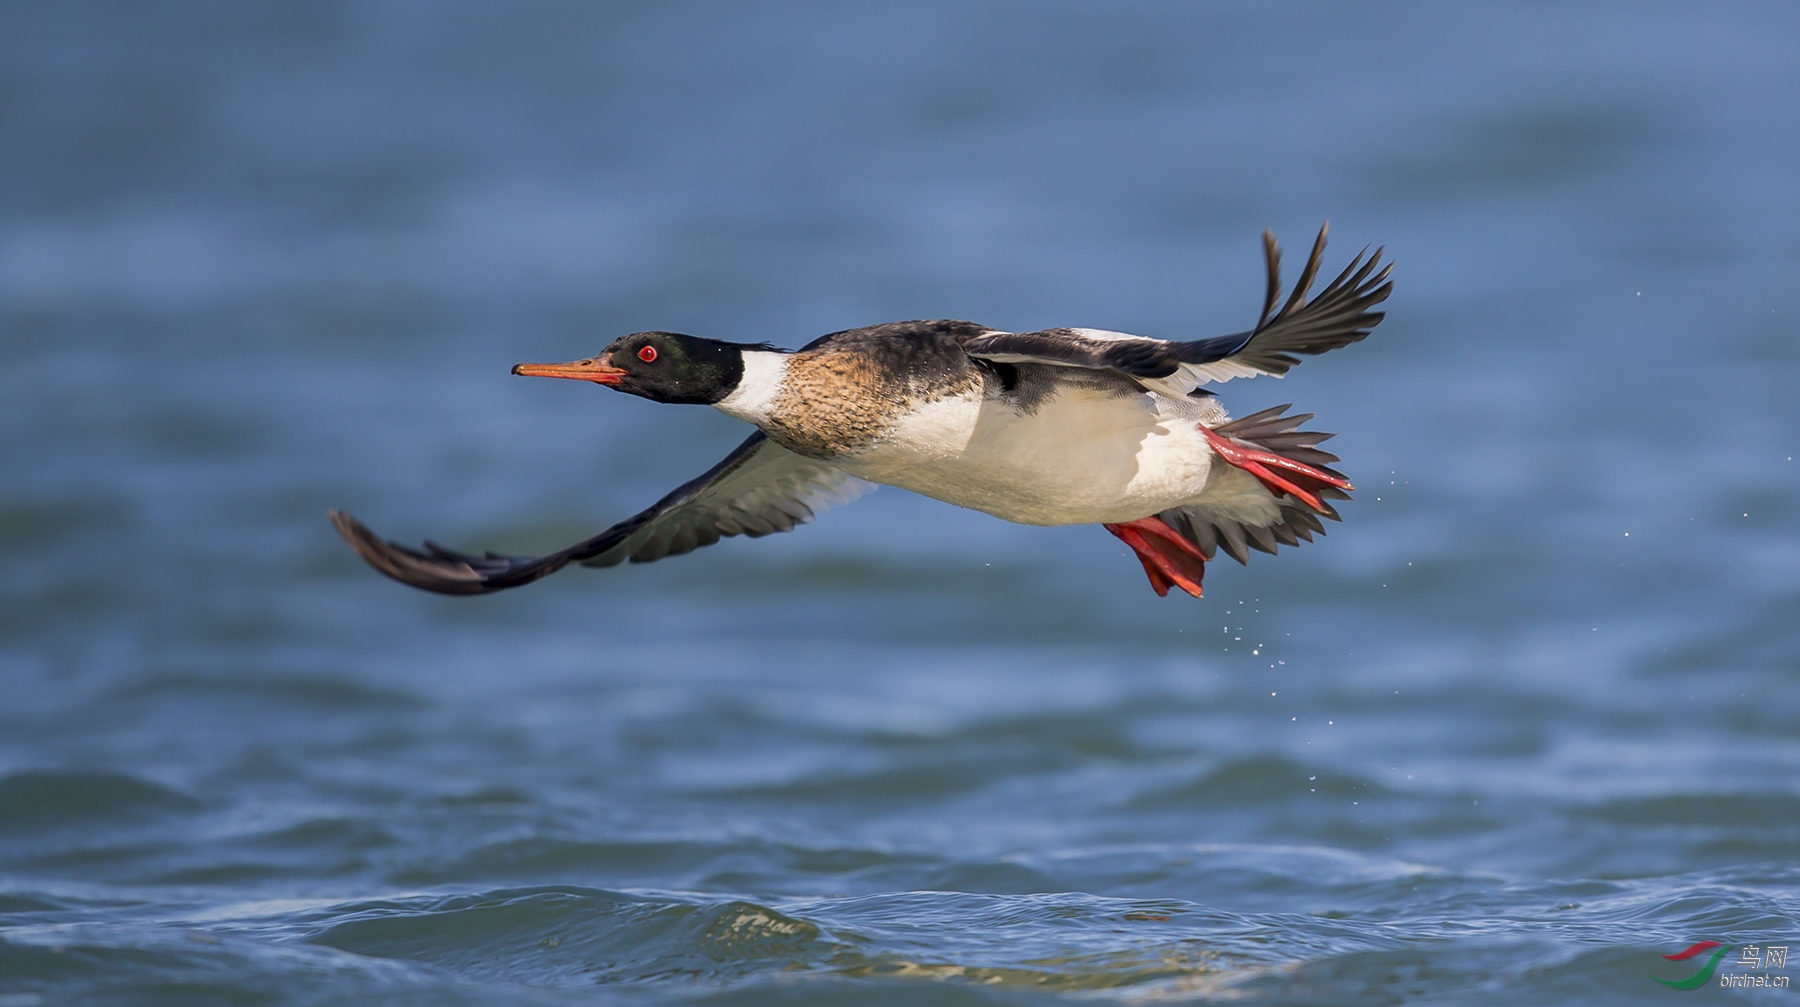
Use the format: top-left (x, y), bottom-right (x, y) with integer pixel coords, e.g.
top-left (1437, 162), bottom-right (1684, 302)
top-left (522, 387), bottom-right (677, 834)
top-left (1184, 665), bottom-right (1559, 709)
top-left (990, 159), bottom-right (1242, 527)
top-left (331, 224), bottom-right (1390, 598)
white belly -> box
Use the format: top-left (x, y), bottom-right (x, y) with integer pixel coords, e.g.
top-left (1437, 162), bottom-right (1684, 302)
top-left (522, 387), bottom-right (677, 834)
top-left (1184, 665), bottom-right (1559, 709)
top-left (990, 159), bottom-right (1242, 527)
top-left (833, 386), bottom-right (1221, 525)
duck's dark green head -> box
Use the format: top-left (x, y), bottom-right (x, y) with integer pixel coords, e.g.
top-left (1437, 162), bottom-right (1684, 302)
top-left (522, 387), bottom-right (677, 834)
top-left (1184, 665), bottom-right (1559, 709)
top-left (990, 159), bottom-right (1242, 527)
top-left (512, 331), bottom-right (746, 405)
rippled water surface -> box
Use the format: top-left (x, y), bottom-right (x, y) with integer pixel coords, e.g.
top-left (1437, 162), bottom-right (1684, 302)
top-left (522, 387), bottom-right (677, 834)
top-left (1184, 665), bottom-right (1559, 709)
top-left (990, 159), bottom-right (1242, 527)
top-left (4, 3), bottom-right (1800, 1004)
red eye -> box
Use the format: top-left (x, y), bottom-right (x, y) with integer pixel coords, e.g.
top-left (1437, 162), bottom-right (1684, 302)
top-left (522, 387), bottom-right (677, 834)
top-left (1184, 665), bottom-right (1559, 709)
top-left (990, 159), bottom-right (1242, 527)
top-left (638, 345), bottom-right (658, 363)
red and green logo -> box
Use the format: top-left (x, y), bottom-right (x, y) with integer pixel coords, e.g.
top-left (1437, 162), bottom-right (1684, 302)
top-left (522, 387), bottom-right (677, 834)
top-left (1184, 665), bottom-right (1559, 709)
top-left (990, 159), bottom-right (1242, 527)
top-left (1648, 941), bottom-right (1731, 990)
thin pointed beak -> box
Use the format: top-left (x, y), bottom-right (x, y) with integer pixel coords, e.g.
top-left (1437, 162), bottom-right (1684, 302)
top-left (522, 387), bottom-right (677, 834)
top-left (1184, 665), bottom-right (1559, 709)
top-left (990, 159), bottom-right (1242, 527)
top-left (511, 355), bottom-right (628, 385)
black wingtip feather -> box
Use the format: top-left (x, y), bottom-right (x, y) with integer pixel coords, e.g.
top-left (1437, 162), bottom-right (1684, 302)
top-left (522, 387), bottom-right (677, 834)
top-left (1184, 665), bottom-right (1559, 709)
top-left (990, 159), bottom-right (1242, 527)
top-left (1276, 222), bottom-right (1330, 321)
top-left (1257, 229), bottom-right (1282, 331)
top-left (329, 509), bottom-right (581, 595)
top-left (1226, 224), bottom-right (1392, 377)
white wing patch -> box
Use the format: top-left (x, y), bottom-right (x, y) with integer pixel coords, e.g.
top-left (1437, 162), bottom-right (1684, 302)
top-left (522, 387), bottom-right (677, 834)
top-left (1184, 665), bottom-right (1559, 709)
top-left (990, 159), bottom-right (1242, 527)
top-left (1064, 328), bottom-right (1145, 343)
top-left (965, 329), bottom-right (1143, 368)
top-left (1161, 359), bottom-right (1279, 395)
top-left (965, 327), bottom-right (1278, 397)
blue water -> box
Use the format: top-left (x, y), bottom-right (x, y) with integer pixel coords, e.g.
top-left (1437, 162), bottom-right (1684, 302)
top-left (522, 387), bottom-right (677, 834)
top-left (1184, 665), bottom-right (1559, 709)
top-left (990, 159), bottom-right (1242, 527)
top-left (4, 3), bottom-right (1799, 1003)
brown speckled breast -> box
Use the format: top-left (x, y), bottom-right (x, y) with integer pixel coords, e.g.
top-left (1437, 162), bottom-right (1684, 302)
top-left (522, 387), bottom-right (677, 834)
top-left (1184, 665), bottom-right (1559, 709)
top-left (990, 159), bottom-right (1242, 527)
top-left (760, 319), bottom-right (992, 459)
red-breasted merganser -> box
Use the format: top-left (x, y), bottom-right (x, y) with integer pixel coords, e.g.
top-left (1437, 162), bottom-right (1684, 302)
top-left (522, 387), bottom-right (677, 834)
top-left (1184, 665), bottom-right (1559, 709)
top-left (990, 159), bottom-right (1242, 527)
top-left (331, 224), bottom-right (1390, 598)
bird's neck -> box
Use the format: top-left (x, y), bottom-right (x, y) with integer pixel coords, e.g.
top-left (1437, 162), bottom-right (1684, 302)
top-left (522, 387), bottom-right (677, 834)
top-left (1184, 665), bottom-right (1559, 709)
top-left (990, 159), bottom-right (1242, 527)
top-left (712, 349), bottom-right (790, 424)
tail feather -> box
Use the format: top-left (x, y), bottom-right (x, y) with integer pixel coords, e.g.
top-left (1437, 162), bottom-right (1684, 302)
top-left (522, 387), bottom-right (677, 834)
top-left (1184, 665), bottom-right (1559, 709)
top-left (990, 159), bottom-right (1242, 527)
top-left (1158, 404), bottom-right (1354, 565)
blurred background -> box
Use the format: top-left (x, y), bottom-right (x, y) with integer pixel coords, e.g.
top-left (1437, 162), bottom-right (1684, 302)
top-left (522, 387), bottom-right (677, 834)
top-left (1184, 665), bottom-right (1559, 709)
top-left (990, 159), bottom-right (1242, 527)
top-left (2, 2), bottom-right (1797, 1004)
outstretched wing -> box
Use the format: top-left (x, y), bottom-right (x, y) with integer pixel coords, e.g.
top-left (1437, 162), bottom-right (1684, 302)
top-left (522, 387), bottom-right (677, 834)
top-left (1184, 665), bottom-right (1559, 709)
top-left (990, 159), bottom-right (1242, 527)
top-left (330, 432), bottom-right (873, 596)
top-left (963, 223), bottom-right (1391, 397)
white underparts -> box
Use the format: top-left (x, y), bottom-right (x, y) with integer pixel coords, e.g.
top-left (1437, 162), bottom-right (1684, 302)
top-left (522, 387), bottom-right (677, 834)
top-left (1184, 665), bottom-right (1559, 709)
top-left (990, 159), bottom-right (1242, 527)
top-left (835, 385), bottom-right (1227, 526)
top-left (713, 350), bottom-right (790, 425)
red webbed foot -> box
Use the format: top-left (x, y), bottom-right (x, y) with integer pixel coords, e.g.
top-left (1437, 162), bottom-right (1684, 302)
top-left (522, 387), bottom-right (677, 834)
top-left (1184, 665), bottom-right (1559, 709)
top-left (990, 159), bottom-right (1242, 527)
top-left (1104, 516), bottom-right (1207, 598)
top-left (1199, 423), bottom-right (1352, 512)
